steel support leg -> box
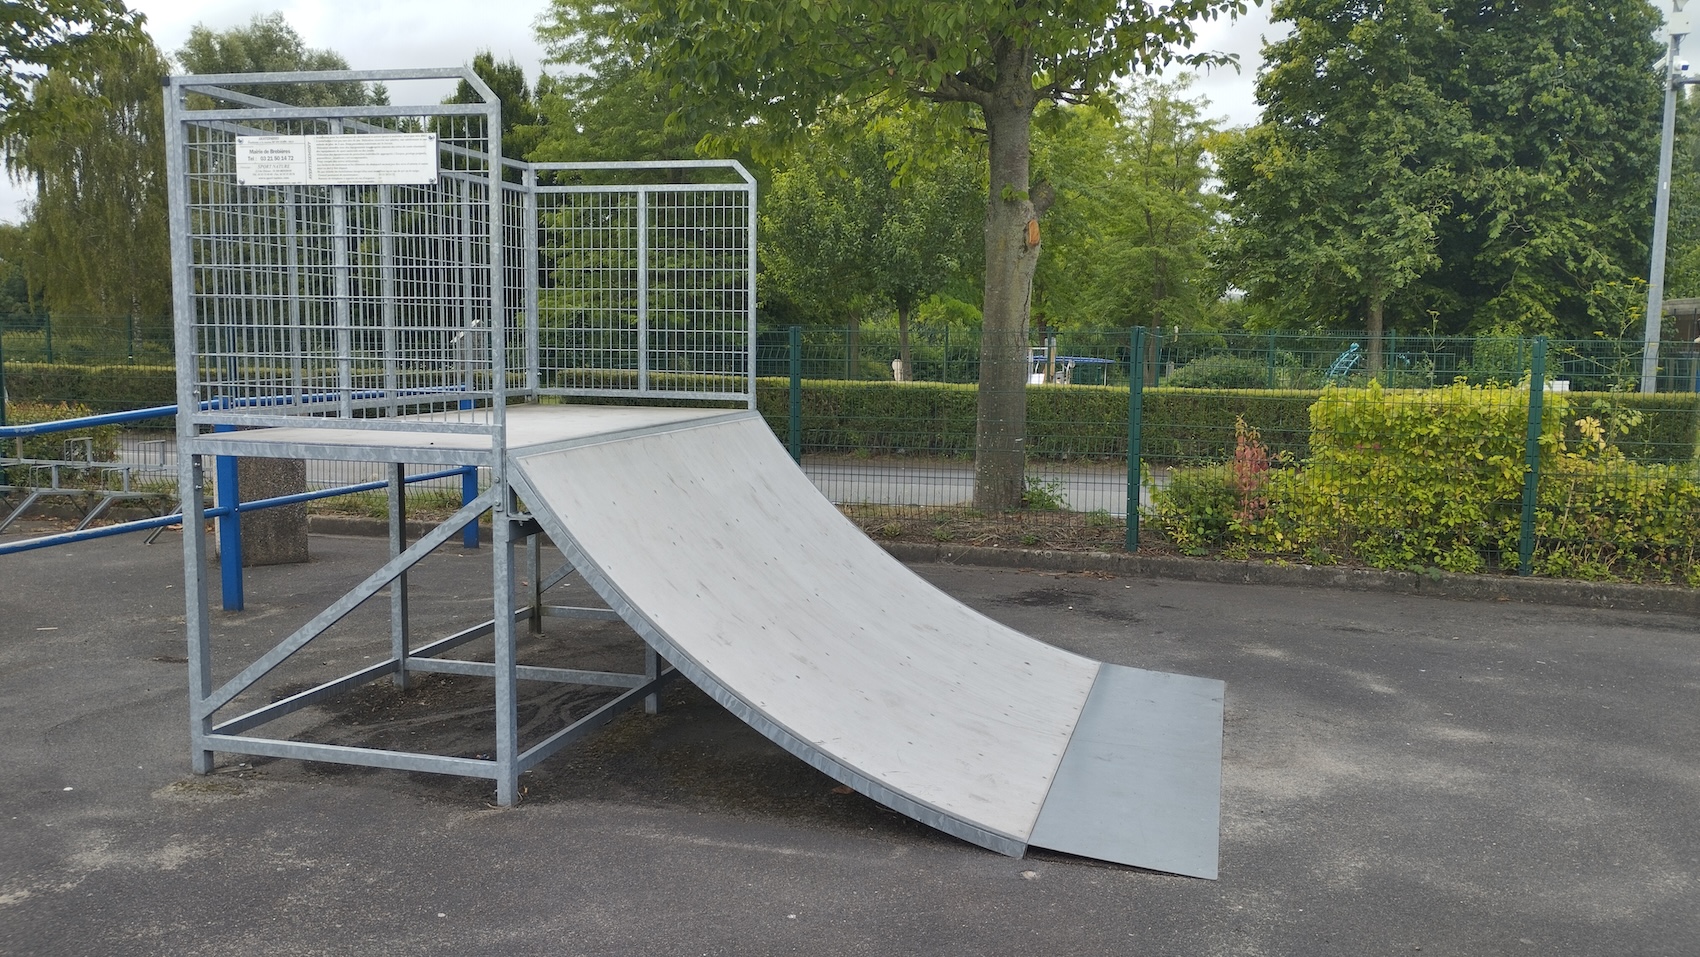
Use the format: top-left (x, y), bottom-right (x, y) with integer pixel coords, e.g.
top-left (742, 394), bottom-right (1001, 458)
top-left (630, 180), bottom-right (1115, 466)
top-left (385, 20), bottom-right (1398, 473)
top-left (181, 456), bottom-right (216, 774)
top-left (527, 531), bottom-right (543, 635)
top-left (388, 464), bottom-right (411, 690)
top-left (493, 485), bottom-right (520, 805)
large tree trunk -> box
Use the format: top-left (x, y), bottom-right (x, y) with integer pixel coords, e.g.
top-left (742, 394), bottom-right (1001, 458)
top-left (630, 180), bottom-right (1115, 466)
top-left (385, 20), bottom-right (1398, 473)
top-left (1366, 297), bottom-right (1385, 377)
top-left (973, 61), bottom-right (1041, 511)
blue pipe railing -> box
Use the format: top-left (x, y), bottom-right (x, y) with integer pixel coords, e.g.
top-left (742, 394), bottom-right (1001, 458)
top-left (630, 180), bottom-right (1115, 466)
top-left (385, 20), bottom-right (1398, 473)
top-left (2, 400), bottom-right (484, 612)
top-left (0, 466), bottom-right (472, 558)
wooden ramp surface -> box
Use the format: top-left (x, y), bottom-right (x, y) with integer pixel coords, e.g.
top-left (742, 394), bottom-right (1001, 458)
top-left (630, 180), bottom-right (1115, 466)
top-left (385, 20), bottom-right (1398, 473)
top-left (508, 408), bottom-right (1224, 878)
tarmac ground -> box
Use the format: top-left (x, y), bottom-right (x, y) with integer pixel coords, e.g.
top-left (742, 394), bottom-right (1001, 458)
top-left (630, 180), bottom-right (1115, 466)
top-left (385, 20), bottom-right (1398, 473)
top-left (1, 530), bottom-right (1696, 956)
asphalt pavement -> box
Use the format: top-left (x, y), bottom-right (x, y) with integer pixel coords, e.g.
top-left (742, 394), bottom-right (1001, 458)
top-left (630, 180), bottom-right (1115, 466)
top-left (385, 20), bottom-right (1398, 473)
top-left (0, 531), bottom-right (1695, 956)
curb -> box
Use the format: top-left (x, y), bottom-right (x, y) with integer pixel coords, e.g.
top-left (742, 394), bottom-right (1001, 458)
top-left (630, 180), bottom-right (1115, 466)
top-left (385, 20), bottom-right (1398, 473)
top-left (880, 542), bottom-right (1700, 615)
top-left (306, 515), bottom-right (1700, 616)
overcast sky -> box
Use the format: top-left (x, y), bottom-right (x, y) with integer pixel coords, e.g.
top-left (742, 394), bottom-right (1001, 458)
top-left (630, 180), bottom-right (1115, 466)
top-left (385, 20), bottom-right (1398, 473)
top-left (0, 2), bottom-right (1278, 223)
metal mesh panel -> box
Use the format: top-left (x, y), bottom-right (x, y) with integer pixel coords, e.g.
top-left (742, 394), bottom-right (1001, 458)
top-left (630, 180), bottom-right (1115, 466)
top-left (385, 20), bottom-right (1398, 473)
top-left (532, 170), bottom-right (755, 403)
top-left (169, 81), bottom-right (504, 434)
top-left (168, 83), bottom-right (759, 432)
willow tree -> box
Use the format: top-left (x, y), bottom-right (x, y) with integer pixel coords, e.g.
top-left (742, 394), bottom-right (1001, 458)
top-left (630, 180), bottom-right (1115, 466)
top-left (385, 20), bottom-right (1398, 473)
top-left (3, 31), bottom-right (170, 326)
top-left (1, 0), bottom-right (142, 137)
top-left (540, 0), bottom-right (1245, 508)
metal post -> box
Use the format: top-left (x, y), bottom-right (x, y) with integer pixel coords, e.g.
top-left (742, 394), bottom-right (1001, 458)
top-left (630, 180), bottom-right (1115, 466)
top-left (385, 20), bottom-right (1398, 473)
top-left (43, 313), bottom-right (52, 363)
top-left (524, 166), bottom-right (541, 397)
top-left (388, 463), bottom-right (411, 689)
top-left (943, 325), bottom-right (950, 383)
top-left (528, 531), bottom-right (543, 635)
top-left (1126, 326), bottom-right (1147, 552)
top-left (0, 329), bottom-right (8, 428)
top-left (1644, 26), bottom-right (1688, 394)
top-left (1266, 331), bottom-right (1276, 389)
top-left (636, 187), bottom-right (649, 393)
top-left (461, 465), bottom-right (480, 549)
top-left (788, 325), bottom-right (802, 463)
top-left (214, 424), bottom-right (243, 612)
top-left (1518, 337), bottom-right (1549, 575)
top-left (493, 486), bottom-right (519, 806)
top-left (379, 186), bottom-right (399, 417)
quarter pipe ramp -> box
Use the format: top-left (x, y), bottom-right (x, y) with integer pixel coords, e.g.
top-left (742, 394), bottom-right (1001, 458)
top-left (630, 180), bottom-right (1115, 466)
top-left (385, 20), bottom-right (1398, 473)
top-left (508, 408), bottom-right (1224, 879)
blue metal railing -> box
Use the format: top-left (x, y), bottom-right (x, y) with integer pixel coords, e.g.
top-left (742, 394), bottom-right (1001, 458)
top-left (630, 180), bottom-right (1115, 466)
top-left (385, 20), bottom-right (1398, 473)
top-left (1, 405), bottom-right (483, 611)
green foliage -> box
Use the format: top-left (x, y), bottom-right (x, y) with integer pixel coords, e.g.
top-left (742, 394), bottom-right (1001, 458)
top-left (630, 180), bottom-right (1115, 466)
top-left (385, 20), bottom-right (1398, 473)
top-left (2, 361), bottom-right (174, 411)
top-left (2, 30), bottom-right (170, 322)
top-left (1031, 79), bottom-right (1224, 331)
top-left (1218, 0), bottom-right (1662, 338)
top-left (1164, 355), bottom-right (1267, 389)
top-left (176, 13), bottom-right (382, 107)
top-left (538, 0), bottom-right (1250, 509)
top-left (2, 401), bottom-right (119, 461)
top-left (0, 0), bottom-right (142, 136)
top-left (1148, 465), bottom-right (1236, 553)
top-left (1509, 454), bottom-right (1700, 585)
top-left (445, 51), bottom-right (544, 163)
top-left (760, 109), bottom-right (983, 377)
top-left (1262, 382), bottom-right (1563, 572)
top-left (1022, 475), bottom-right (1068, 511)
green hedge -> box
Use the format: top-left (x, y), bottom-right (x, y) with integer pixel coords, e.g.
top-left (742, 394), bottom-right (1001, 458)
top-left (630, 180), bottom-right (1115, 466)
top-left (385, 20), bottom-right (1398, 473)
top-left (3, 362), bottom-right (175, 412)
top-left (5, 362), bottom-right (1698, 465)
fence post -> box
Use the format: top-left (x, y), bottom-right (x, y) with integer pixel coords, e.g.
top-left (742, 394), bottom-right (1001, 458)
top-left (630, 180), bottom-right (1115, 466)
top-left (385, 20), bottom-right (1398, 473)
top-left (1517, 336), bottom-right (1549, 576)
top-left (943, 325), bottom-right (949, 383)
top-left (43, 314), bottom-right (52, 363)
top-left (0, 327), bottom-right (8, 428)
top-left (1126, 325), bottom-right (1147, 552)
top-left (788, 325), bottom-right (802, 463)
top-left (461, 466), bottom-right (480, 549)
top-left (214, 424), bottom-right (244, 612)
top-left (1266, 332), bottom-right (1276, 389)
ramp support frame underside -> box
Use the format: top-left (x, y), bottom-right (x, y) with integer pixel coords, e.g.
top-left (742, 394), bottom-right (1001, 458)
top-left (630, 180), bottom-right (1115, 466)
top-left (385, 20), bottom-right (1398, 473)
top-left (179, 442), bottom-right (675, 807)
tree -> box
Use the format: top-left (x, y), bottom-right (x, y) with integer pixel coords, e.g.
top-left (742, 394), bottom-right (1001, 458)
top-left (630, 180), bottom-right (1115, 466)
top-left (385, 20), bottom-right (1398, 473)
top-left (176, 12), bottom-right (382, 107)
top-left (538, 0), bottom-right (1245, 509)
top-left (2, 31), bottom-right (170, 325)
top-left (1032, 78), bottom-right (1223, 332)
top-left (1443, 0), bottom-right (1662, 336)
top-left (1666, 91), bottom-right (1700, 299)
top-left (0, 224), bottom-right (46, 322)
top-left (445, 51), bottom-right (545, 162)
top-left (0, 0), bottom-right (142, 136)
top-left (1218, 0), bottom-right (1663, 342)
top-left (762, 112), bottom-right (983, 378)
top-left (533, 8), bottom-right (708, 164)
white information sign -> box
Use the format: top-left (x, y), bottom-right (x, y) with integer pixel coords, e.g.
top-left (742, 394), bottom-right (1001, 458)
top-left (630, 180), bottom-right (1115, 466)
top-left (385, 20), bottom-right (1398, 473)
top-left (235, 134), bottom-right (439, 186)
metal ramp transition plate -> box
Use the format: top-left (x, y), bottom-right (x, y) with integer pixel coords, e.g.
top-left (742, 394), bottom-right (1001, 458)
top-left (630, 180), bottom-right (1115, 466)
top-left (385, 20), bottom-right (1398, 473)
top-left (508, 409), bottom-right (1224, 878)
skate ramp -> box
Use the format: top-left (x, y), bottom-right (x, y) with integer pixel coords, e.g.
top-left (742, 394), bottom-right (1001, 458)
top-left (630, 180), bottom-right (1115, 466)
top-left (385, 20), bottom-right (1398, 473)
top-left (508, 410), bottom-right (1223, 878)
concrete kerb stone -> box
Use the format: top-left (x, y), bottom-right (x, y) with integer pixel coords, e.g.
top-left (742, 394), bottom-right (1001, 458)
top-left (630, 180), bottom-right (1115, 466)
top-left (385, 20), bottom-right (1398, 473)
top-left (883, 542), bottom-right (1700, 615)
top-left (306, 514), bottom-right (1700, 616)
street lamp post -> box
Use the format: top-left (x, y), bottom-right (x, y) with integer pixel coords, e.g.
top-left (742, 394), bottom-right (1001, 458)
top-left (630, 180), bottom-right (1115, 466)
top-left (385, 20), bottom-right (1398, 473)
top-left (1643, 1), bottom-right (1699, 393)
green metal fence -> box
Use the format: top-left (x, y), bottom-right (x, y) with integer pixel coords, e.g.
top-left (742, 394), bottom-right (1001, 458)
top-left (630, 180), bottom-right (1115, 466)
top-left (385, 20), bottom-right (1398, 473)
top-left (7, 317), bottom-right (1699, 584)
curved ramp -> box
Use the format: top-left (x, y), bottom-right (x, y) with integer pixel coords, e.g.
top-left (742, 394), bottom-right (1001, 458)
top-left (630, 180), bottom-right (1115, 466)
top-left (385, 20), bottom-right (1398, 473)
top-left (508, 410), bottom-right (1223, 878)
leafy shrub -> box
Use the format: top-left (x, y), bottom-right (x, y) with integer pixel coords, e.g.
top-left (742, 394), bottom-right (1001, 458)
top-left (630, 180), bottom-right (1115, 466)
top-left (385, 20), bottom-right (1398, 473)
top-left (1502, 446), bottom-right (1700, 584)
top-left (1164, 355), bottom-right (1268, 389)
top-left (1148, 465), bottom-right (1237, 553)
top-left (1261, 382), bottom-right (1568, 573)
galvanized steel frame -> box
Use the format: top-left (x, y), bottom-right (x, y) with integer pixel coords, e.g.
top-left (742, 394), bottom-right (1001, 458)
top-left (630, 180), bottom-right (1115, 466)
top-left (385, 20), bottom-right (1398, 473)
top-left (163, 69), bottom-right (751, 803)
